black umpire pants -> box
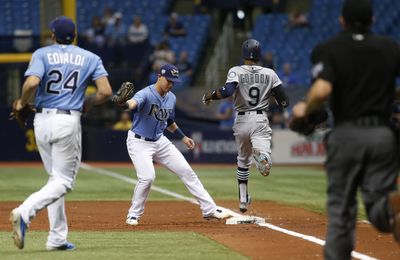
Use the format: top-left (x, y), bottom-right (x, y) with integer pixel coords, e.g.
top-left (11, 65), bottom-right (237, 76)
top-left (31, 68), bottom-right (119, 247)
top-left (324, 125), bottom-right (398, 260)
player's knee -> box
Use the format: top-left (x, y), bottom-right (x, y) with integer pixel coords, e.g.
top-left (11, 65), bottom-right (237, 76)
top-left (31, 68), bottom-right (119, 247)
top-left (138, 176), bottom-right (155, 186)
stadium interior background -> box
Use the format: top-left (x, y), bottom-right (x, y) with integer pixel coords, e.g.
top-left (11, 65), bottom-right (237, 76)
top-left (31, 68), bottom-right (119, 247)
top-left (1, 0), bottom-right (399, 162)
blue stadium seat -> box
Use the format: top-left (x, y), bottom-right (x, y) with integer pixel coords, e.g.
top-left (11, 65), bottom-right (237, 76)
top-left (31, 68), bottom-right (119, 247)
top-left (253, 0), bottom-right (399, 89)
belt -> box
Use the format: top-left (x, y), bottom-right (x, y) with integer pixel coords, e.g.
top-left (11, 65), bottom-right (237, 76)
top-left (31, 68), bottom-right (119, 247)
top-left (337, 116), bottom-right (389, 127)
top-left (238, 110), bottom-right (263, 115)
top-left (134, 133), bottom-right (157, 142)
top-left (36, 108), bottom-right (71, 115)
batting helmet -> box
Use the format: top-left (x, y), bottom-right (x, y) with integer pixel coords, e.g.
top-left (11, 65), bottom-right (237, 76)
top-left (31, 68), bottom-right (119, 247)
top-left (242, 39), bottom-right (261, 61)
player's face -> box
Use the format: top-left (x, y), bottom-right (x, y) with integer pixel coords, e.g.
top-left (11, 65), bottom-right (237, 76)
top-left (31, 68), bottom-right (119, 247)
top-left (158, 76), bottom-right (174, 94)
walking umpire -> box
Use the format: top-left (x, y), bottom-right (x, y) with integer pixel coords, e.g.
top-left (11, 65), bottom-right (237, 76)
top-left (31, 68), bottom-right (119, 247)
top-left (292, 0), bottom-right (400, 259)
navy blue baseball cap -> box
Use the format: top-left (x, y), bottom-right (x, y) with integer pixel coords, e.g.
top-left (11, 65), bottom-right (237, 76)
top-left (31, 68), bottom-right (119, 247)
top-left (159, 64), bottom-right (181, 83)
top-left (49, 16), bottom-right (76, 43)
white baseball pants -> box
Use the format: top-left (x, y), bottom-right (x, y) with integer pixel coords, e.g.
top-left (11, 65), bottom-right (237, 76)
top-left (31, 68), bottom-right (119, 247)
top-left (126, 130), bottom-right (217, 219)
top-left (16, 109), bottom-right (81, 248)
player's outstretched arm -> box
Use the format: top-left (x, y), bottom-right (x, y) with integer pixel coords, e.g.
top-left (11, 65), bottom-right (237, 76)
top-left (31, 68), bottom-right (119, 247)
top-left (202, 82), bottom-right (238, 105)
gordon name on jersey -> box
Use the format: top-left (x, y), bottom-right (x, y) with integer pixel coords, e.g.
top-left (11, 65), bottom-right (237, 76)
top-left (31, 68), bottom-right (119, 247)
top-left (238, 72), bottom-right (270, 85)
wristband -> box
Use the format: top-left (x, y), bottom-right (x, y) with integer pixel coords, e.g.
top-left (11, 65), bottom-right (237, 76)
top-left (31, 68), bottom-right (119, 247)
top-left (211, 91), bottom-right (219, 100)
top-left (121, 102), bottom-right (129, 110)
top-left (176, 128), bottom-right (186, 139)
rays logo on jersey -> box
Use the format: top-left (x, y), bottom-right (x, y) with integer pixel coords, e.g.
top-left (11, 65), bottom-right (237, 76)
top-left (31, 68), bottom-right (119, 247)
top-left (148, 104), bottom-right (171, 121)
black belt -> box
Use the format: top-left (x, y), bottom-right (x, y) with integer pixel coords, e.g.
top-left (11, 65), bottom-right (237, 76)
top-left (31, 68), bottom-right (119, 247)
top-left (337, 116), bottom-right (389, 127)
top-left (134, 134), bottom-right (157, 142)
top-left (36, 108), bottom-right (71, 115)
top-left (238, 110), bottom-right (263, 115)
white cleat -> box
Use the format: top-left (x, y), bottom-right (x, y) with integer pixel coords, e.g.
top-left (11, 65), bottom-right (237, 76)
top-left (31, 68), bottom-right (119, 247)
top-left (10, 208), bottom-right (27, 249)
top-left (205, 208), bottom-right (232, 220)
top-left (239, 196), bottom-right (251, 213)
top-left (252, 149), bottom-right (272, 176)
top-left (126, 216), bottom-right (139, 226)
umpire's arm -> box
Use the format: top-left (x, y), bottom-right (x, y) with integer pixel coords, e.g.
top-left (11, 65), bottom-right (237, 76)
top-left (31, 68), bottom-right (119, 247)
top-left (293, 79), bottom-right (332, 118)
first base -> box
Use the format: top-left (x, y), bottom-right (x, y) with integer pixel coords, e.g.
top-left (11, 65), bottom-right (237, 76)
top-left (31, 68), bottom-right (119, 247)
top-left (226, 215), bottom-right (265, 225)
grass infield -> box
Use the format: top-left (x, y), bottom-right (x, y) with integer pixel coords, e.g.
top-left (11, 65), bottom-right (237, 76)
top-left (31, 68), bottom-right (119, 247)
top-left (0, 164), bottom-right (368, 216)
top-left (0, 231), bottom-right (246, 260)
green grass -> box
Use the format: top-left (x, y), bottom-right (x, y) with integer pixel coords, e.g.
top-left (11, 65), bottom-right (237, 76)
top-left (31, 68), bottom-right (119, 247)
top-left (0, 231), bottom-right (247, 260)
top-left (0, 165), bottom-right (368, 216)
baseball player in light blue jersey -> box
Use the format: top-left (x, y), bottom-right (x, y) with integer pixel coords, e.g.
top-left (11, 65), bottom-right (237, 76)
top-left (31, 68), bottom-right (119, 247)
top-left (118, 64), bottom-right (231, 225)
top-left (10, 16), bottom-right (112, 250)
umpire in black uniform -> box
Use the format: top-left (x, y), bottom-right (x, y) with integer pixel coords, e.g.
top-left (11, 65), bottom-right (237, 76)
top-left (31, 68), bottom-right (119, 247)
top-left (292, 0), bottom-right (400, 259)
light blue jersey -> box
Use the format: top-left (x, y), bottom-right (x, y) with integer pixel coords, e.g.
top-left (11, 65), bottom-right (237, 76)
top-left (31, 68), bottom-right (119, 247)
top-left (131, 84), bottom-right (176, 140)
top-left (25, 44), bottom-right (108, 111)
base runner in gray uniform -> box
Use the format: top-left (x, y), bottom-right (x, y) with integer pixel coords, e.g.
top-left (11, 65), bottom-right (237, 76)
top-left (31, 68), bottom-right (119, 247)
top-left (203, 39), bottom-right (289, 212)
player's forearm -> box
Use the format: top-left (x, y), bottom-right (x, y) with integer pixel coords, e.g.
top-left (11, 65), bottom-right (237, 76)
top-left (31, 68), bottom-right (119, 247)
top-left (123, 99), bottom-right (138, 111)
top-left (91, 77), bottom-right (112, 105)
top-left (167, 122), bottom-right (187, 139)
top-left (271, 85), bottom-right (289, 108)
top-left (20, 76), bottom-right (40, 106)
top-left (203, 82), bottom-right (237, 104)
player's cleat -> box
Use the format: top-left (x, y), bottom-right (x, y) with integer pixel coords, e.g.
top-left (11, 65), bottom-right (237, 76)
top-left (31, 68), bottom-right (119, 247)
top-left (10, 208), bottom-right (27, 250)
top-left (46, 242), bottom-right (75, 251)
top-left (239, 196), bottom-right (251, 213)
top-left (126, 216), bottom-right (139, 226)
top-left (389, 191), bottom-right (400, 243)
top-left (205, 208), bottom-right (232, 220)
top-left (252, 149), bottom-right (272, 176)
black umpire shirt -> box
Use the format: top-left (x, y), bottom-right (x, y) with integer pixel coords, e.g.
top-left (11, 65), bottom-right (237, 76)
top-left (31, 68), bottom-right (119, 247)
top-left (311, 30), bottom-right (400, 124)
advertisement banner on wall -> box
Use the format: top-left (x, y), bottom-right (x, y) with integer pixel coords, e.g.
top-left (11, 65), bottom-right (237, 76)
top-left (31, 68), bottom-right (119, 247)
top-left (0, 111), bottom-right (326, 164)
top-left (271, 130), bottom-right (326, 164)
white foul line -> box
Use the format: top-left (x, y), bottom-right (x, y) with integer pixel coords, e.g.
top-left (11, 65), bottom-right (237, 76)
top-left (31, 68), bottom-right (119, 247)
top-left (80, 163), bottom-right (377, 260)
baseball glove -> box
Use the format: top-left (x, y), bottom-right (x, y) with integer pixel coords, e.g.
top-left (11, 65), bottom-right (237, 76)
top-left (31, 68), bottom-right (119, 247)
top-left (202, 91), bottom-right (212, 105)
top-left (9, 99), bottom-right (35, 129)
top-left (289, 106), bottom-right (328, 136)
top-left (111, 81), bottom-right (135, 105)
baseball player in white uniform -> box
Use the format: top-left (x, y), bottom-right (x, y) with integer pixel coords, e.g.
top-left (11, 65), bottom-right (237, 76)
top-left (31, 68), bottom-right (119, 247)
top-left (202, 39), bottom-right (289, 213)
top-left (119, 64), bottom-right (231, 225)
top-left (10, 16), bottom-right (112, 250)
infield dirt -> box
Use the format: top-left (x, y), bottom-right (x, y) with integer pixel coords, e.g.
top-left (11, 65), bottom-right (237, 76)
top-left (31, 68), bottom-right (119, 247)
top-left (1, 201), bottom-right (399, 259)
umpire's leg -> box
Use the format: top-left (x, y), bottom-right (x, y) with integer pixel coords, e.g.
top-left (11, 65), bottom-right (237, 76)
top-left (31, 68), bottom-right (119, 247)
top-left (324, 127), bottom-right (363, 260)
top-left (361, 127), bottom-right (398, 232)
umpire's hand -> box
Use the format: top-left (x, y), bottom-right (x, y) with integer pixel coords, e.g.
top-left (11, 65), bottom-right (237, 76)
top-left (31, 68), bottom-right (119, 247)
top-left (292, 101), bottom-right (307, 119)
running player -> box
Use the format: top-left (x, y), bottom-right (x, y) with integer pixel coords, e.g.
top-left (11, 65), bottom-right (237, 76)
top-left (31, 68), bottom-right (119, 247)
top-left (10, 16), bottom-right (112, 250)
top-left (118, 64), bottom-right (231, 225)
top-left (202, 39), bottom-right (289, 213)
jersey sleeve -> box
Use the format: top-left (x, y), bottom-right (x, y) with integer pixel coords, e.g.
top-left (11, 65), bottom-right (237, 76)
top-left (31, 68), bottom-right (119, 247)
top-left (132, 89), bottom-right (147, 111)
top-left (271, 70), bottom-right (282, 88)
top-left (311, 43), bottom-right (335, 83)
top-left (225, 67), bottom-right (239, 84)
top-left (24, 50), bottom-right (45, 79)
top-left (168, 94), bottom-right (176, 120)
top-left (92, 56), bottom-right (108, 81)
